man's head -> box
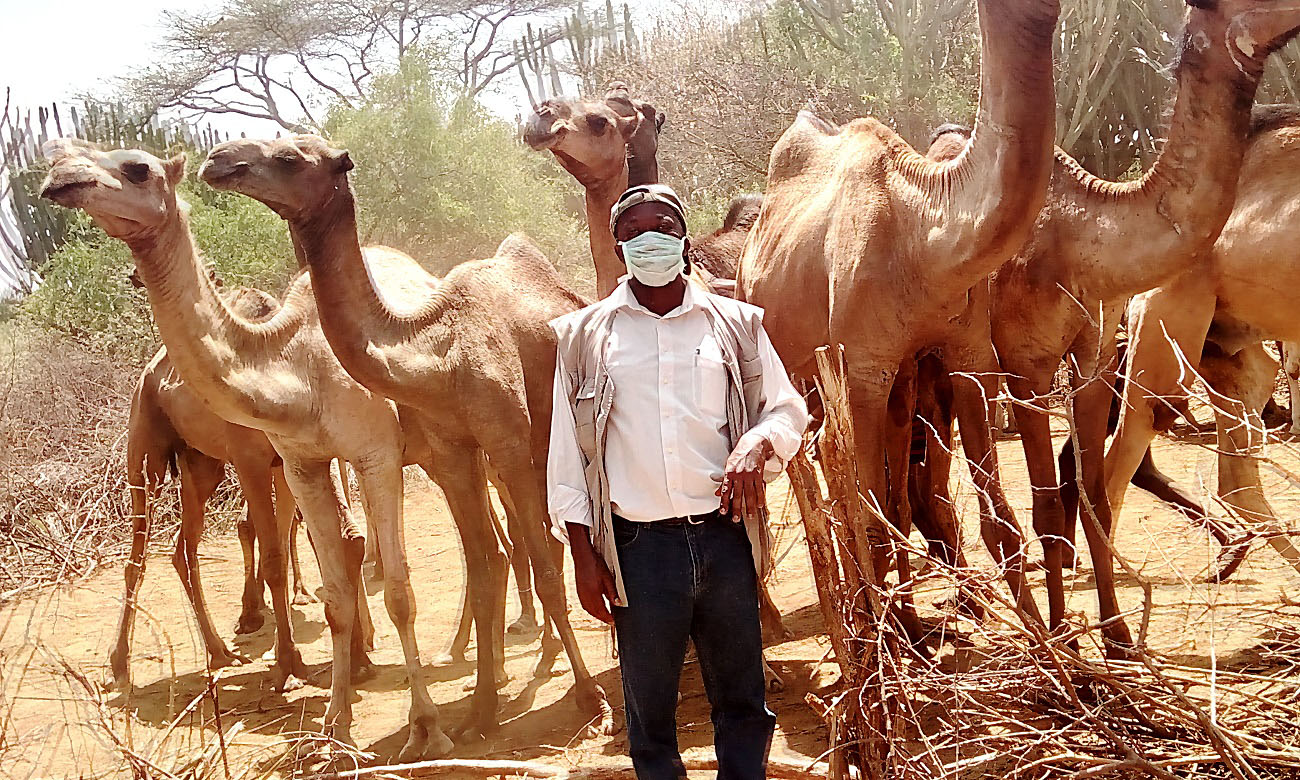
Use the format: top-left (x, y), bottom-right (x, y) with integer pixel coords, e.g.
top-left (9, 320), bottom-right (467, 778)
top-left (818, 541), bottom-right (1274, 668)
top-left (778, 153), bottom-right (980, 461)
top-left (611, 184), bottom-right (691, 288)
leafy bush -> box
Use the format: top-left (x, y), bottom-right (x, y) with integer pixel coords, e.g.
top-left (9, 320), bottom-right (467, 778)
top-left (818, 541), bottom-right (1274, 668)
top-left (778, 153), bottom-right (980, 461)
top-left (326, 50), bottom-right (589, 286)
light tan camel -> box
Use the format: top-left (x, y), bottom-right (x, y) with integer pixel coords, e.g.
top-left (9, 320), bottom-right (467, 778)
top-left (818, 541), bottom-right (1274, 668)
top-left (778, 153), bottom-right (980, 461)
top-left (199, 136), bottom-right (614, 737)
top-left (736, 0), bottom-right (1061, 633)
top-left (939, 3), bottom-right (1300, 656)
top-left (1107, 105), bottom-right (1300, 576)
top-left (116, 301), bottom-right (307, 692)
top-left (522, 83), bottom-right (760, 295)
top-left (40, 142), bottom-right (454, 759)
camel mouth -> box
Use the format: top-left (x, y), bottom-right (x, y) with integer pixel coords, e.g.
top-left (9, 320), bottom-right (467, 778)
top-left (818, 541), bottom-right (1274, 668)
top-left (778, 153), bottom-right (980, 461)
top-left (40, 180), bottom-right (96, 205)
top-left (522, 118), bottom-right (564, 150)
top-left (198, 159), bottom-right (248, 189)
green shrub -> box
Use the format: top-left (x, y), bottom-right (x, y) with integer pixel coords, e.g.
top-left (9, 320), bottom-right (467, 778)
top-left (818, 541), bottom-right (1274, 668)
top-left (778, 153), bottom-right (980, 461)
top-left (326, 50), bottom-right (589, 287)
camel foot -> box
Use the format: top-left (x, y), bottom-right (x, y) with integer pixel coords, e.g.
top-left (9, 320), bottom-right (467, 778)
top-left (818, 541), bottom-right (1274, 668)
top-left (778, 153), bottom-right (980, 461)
top-left (234, 610), bottom-right (266, 635)
top-left (209, 648), bottom-right (250, 671)
top-left (451, 701), bottom-right (500, 745)
top-left (272, 650), bottom-right (311, 692)
top-left (576, 683), bottom-right (617, 739)
top-left (1207, 536), bottom-right (1254, 583)
top-left (351, 652), bottom-right (376, 683)
top-left (292, 588), bottom-right (318, 606)
top-left (763, 659), bottom-right (786, 693)
top-left (507, 613), bottom-right (541, 636)
top-left (399, 715), bottom-right (454, 762)
top-left (105, 667), bottom-right (130, 693)
top-left (431, 650), bottom-right (468, 667)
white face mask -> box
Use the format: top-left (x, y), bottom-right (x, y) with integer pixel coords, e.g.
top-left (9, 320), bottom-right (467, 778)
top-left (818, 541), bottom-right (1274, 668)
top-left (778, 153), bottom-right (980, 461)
top-left (618, 231), bottom-right (686, 287)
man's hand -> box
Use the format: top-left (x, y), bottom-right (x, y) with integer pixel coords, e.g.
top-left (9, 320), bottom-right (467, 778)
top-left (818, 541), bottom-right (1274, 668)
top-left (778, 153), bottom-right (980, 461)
top-left (717, 435), bottom-right (774, 522)
top-left (567, 523), bottom-right (618, 624)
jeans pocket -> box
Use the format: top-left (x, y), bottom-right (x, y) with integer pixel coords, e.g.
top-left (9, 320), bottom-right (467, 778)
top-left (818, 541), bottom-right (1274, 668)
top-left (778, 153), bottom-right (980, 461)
top-left (613, 522), bottom-right (641, 549)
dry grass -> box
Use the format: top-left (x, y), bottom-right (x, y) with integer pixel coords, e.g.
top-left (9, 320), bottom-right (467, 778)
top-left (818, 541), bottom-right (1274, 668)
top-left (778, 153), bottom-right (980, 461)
top-left (0, 322), bottom-right (241, 602)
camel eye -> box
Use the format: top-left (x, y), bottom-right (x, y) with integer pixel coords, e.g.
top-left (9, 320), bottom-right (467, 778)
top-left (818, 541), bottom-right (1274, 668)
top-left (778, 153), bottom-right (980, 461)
top-left (122, 162), bottom-right (151, 184)
top-left (274, 152), bottom-right (304, 167)
top-left (585, 114), bottom-right (609, 133)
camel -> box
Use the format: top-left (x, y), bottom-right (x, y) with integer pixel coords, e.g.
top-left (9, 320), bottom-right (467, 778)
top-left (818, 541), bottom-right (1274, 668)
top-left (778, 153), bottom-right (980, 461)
top-left (522, 83), bottom-right (761, 295)
top-left (198, 135), bottom-right (614, 737)
top-left (959, 3), bottom-right (1300, 655)
top-left (1281, 342), bottom-right (1300, 434)
top-left (40, 142), bottom-right (455, 760)
top-left (736, 0), bottom-right (1061, 636)
top-left (115, 294), bottom-right (308, 692)
top-left (1106, 105), bottom-right (1300, 578)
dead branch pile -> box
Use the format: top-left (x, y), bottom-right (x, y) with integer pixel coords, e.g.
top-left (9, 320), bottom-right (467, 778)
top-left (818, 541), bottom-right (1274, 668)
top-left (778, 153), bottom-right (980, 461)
top-left (788, 345), bottom-right (1300, 779)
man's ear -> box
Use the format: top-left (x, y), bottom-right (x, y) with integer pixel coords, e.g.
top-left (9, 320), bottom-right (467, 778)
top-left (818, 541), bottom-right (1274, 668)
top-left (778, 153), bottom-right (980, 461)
top-left (614, 241), bottom-right (626, 264)
top-left (164, 154), bottom-right (187, 186)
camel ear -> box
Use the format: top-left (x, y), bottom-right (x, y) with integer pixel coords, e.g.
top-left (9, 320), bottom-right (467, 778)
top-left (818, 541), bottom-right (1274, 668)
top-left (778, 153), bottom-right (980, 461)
top-left (329, 149), bottom-right (353, 173)
top-left (617, 112), bottom-right (642, 141)
top-left (163, 154), bottom-right (187, 186)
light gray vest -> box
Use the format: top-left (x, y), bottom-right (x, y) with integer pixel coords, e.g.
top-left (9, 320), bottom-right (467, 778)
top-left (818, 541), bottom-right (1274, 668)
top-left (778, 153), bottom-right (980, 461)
top-left (551, 290), bottom-right (773, 606)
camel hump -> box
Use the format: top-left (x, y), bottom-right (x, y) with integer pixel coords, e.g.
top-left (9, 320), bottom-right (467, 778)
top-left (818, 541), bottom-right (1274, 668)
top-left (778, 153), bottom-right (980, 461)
top-left (721, 193), bottom-right (763, 232)
top-left (495, 233), bottom-right (547, 263)
top-left (795, 110), bottom-right (840, 136)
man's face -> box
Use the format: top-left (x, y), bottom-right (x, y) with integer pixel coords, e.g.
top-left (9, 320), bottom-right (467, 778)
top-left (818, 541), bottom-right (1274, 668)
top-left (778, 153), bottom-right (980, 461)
top-left (614, 201), bottom-right (687, 243)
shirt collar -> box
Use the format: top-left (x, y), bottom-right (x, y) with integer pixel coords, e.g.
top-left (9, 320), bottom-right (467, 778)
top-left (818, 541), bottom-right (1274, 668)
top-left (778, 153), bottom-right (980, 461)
top-left (610, 275), bottom-right (698, 319)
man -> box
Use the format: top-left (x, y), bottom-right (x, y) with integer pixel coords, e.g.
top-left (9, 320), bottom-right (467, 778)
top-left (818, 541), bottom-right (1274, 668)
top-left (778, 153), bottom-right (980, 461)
top-left (548, 183), bottom-right (810, 779)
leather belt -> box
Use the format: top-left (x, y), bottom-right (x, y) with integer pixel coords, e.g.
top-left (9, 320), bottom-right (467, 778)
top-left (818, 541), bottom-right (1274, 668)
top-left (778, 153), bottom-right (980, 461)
top-left (613, 510), bottom-right (721, 527)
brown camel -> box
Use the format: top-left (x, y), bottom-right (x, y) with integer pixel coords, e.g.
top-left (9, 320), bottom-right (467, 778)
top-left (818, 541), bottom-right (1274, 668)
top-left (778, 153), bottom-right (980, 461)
top-left (522, 83), bottom-right (760, 294)
top-left (737, 0), bottom-right (1061, 635)
top-left (966, 3), bottom-right (1300, 656)
top-left (199, 135), bottom-right (614, 737)
top-left (41, 141), bottom-right (454, 760)
top-left (115, 292), bottom-right (309, 692)
top-left (1107, 105), bottom-right (1300, 578)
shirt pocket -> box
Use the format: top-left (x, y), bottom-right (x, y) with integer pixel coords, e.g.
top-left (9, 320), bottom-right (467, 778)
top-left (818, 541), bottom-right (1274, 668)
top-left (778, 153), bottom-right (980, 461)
top-left (574, 380), bottom-right (598, 461)
top-left (693, 339), bottom-right (729, 419)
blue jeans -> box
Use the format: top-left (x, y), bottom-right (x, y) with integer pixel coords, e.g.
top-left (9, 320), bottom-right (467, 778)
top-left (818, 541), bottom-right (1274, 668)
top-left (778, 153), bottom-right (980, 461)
top-left (612, 513), bottom-right (775, 780)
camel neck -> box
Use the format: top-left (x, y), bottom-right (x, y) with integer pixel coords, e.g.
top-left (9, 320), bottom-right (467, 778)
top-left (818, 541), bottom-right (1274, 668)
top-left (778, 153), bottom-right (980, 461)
top-left (289, 182), bottom-right (446, 402)
top-left (919, 0), bottom-right (1060, 288)
top-left (585, 175), bottom-right (629, 298)
top-left (128, 207), bottom-right (305, 432)
top-left (1058, 10), bottom-right (1279, 297)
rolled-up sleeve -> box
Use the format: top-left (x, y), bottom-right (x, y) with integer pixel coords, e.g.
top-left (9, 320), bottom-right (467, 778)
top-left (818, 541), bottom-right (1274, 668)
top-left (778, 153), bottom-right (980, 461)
top-left (547, 350), bottom-right (593, 536)
top-left (736, 326), bottom-right (811, 478)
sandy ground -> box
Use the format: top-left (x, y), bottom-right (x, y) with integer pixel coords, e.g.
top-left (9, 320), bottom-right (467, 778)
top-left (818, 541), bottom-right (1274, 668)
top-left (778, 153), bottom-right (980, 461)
top-left (5, 420), bottom-right (1300, 778)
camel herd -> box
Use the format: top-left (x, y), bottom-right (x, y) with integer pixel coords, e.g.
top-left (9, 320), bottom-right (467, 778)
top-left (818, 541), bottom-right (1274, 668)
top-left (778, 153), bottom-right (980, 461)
top-left (32, 0), bottom-right (1300, 761)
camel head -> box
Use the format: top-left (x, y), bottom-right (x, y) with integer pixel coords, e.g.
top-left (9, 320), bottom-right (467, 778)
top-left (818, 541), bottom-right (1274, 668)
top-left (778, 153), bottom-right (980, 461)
top-left (1187, 0), bottom-right (1300, 76)
top-left (522, 82), bottom-right (662, 189)
top-left (199, 135), bottom-right (352, 220)
top-left (40, 139), bottom-right (186, 241)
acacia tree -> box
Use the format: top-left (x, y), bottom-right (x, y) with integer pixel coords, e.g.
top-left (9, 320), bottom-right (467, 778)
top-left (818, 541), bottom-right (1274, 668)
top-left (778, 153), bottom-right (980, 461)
top-left (123, 0), bottom-right (570, 131)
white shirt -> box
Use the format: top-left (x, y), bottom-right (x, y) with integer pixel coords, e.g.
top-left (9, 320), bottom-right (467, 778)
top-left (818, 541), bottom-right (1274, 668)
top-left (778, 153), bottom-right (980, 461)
top-left (548, 279), bottom-right (809, 527)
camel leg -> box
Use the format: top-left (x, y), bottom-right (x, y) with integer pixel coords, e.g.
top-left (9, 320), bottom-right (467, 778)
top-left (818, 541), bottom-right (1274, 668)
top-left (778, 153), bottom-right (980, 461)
top-left (234, 508), bottom-right (265, 634)
top-left (1285, 342), bottom-right (1300, 435)
top-left (884, 359), bottom-right (929, 648)
top-left (109, 451), bottom-right (165, 691)
top-left (954, 371), bottom-right (1045, 630)
top-left (1106, 284), bottom-right (1215, 520)
top-left (486, 442), bottom-right (611, 734)
top-left (843, 363), bottom-right (897, 586)
top-left (419, 450), bottom-right (508, 737)
top-left (281, 458), bottom-right (364, 747)
top-left (273, 467), bottom-right (316, 605)
top-left (504, 507), bottom-right (540, 635)
top-left (1069, 367), bottom-right (1136, 658)
top-left (173, 451), bottom-right (249, 671)
top-left (233, 460), bottom-right (306, 690)
top-left (1202, 346), bottom-right (1300, 575)
top-left (354, 457), bottom-right (454, 761)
